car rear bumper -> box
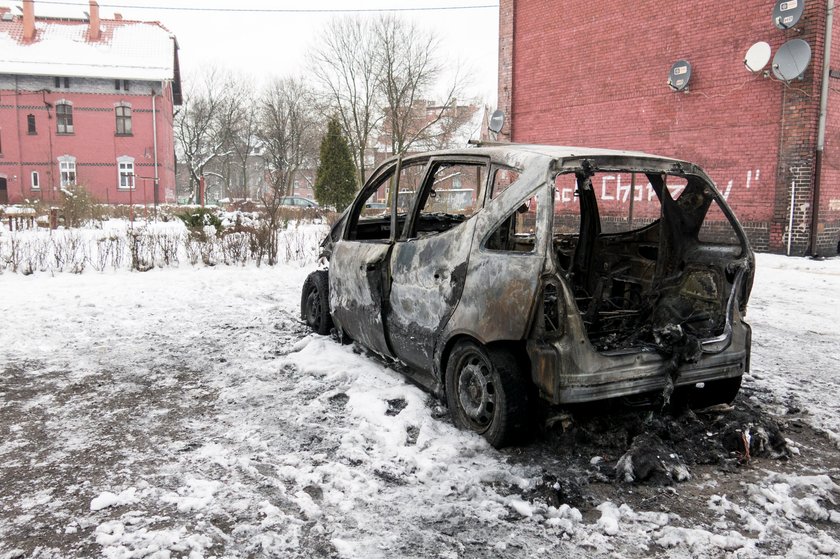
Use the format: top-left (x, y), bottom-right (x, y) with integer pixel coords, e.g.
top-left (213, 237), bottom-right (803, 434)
top-left (527, 319), bottom-right (751, 405)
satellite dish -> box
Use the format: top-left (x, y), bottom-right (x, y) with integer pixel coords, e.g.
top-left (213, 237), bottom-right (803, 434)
top-left (773, 0), bottom-right (805, 30)
top-left (772, 39), bottom-right (812, 81)
top-left (668, 60), bottom-right (692, 91)
top-left (488, 110), bottom-right (505, 134)
top-left (744, 41), bottom-right (772, 73)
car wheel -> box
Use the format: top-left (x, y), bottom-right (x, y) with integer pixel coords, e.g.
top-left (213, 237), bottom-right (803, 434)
top-left (445, 341), bottom-right (529, 448)
top-left (301, 270), bottom-right (333, 335)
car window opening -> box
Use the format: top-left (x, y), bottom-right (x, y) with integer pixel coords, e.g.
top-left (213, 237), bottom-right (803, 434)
top-left (411, 161), bottom-right (488, 238)
top-left (553, 169), bottom-right (744, 354)
top-left (486, 195), bottom-right (538, 253)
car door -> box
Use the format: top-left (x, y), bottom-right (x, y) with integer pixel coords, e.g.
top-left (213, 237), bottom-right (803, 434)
top-left (329, 161), bottom-right (417, 358)
top-left (440, 162), bottom-right (552, 346)
top-left (387, 157), bottom-right (490, 373)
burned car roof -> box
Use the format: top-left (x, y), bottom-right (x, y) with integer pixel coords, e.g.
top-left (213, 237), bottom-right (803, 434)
top-left (384, 143), bottom-right (688, 168)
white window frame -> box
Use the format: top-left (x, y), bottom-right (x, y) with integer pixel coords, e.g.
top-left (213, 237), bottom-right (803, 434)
top-left (31, 171), bottom-right (40, 190)
top-left (117, 156), bottom-right (135, 190)
top-left (58, 155), bottom-right (76, 187)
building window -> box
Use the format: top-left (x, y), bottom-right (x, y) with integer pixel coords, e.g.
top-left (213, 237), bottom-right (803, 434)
top-left (54, 77), bottom-right (70, 89)
top-left (56, 103), bottom-right (73, 134)
top-left (115, 79), bottom-right (130, 91)
top-left (31, 171), bottom-right (40, 190)
top-left (27, 114), bottom-right (36, 135)
top-left (118, 157), bottom-right (135, 190)
top-left (58, 156), bottom-right (76, 187)
top-left (115, 105), bottom-right (132, 135)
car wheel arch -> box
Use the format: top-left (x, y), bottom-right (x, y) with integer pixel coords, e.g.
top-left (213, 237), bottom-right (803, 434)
top-left (437, 333), bottom-right (531, 397)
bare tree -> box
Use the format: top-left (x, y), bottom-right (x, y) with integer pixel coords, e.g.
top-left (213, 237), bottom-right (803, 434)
top-left (174, 67), bottom-right (236, 203)
top-left (216, 80), bottom-right (261, 200)
top-left (258, 78), bottom-right (319, 198)
top-left (374, 15), bottom-right (468, 155)
top-left (257, 78), bottom-right (321, 265)
top-left (311, 17), bottom-right (382, 186)
top-left (310, 16), bottom-right (475, 186)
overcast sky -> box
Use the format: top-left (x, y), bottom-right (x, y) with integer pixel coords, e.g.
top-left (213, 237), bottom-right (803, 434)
top-left (4, 0), bottom-right (500, 104)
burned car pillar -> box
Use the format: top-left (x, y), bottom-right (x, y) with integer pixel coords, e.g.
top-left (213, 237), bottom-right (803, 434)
top-left (433, 154), bottom-right (555, 385)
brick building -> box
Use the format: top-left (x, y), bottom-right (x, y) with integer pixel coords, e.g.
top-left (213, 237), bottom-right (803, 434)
top-left (498, 0), bottom-right (840, 255)
top-left (0, 0), bottom-right (181, 206)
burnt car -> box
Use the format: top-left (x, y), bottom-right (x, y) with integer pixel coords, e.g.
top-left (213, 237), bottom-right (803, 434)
top-left (301, 144), bottom-right (754, 447)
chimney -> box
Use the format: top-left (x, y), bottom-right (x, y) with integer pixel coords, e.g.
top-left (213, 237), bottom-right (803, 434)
top-left (23, 0), bottom-right (35, 42)
top-left (114, 13), bottom-right (122, 21)
top-left (87, 0), bottom-right (100, 41)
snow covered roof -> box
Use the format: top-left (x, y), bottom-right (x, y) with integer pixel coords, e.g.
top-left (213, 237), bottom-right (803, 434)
top-left (0, 15), bottom-right (179, 82)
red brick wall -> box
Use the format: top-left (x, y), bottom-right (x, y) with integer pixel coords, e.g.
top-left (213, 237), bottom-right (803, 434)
top-left (497, 0), bottom-right (515, 141)
top-left (817, 11), bottom-right (840, 254)
top-left (500, 0), bottom-right (837, 254)
top-left (0, 84), bottom-right (176, 207)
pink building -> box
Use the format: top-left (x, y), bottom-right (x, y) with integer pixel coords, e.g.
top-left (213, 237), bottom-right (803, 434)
top-left (0, 0), bottom-right (181, 206)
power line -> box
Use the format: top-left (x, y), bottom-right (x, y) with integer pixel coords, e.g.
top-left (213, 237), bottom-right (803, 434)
top-left (31, 1), bottom-right (499, 14)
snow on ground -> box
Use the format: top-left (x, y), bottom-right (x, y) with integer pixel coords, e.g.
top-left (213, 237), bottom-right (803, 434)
top-left (747, 255), bottom-right (840, 445)
top-left (0, 252), bottom-right (839, 557)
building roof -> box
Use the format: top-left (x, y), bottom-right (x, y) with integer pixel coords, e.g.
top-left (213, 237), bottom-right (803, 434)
top-left (0, 14), bottom-right (178, 83)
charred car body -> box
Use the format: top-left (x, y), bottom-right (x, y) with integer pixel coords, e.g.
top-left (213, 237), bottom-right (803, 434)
top-left (301, 144), bottom-right (754, 447)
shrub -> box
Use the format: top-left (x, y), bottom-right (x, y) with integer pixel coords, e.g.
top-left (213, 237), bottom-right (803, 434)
top-left (61, 185), bottom-right (103, 228)
top-left (175, 207), bottom-right (223, 234)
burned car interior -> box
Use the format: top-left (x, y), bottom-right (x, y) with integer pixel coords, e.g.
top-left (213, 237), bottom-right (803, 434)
top-left (303, 145), bottom-right (754, 448)
top-left (554, 168), bottom-right (747, 355)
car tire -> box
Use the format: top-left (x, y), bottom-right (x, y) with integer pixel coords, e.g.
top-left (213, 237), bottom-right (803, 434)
top-left (301, 270), bottom-right (333, 335)
top-left (445, 341), bottom-right (529, 448)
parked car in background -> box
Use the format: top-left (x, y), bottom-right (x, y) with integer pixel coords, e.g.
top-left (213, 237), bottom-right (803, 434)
top-left (362, 202), bottom-right (389, 217)
top-left (301, 144), bottom-right (755, 447)
top-left (279, 196), bottom-right (319, 208)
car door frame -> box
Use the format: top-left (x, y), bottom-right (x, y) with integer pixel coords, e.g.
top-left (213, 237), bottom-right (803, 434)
top-left (329, 157), bottom-right (429, 358)
top-left (386, 155), bottom-right (491, 376)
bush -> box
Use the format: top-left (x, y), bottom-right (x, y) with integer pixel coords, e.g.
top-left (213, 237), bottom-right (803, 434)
top-left (175, 207), bottom-right (223, 234)
top-left (61, 185), bottom-right (103, 228)
top-left (0, 212), bottom-right (326, 274)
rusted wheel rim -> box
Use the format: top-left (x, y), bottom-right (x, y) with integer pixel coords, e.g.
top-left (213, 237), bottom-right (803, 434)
top-left (457, 354), bottom-right (496, 430)
top-left (306, 287), bottom-right (321, 327)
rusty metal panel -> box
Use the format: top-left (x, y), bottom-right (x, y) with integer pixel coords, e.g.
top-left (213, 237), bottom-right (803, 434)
top-left (440, 159), bottom-right (553, 347)
top-left (329, 241), bottom-right (394, 358)
top-left (388, 219), bottom-right (476, 371)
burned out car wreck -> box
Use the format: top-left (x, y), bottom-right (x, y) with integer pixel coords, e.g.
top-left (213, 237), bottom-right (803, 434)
top-left (301, 144), bottom-right (754, 447)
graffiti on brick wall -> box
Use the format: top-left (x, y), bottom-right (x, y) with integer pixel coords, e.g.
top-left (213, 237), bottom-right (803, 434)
top-left (781, 166), bottom-right (812, 247)
top-left (721, 169), bottom-right (760, 201)
top-left (782, 200), bottom-right (811, 246)
top-left (555, 169), bottom-right (762, 205)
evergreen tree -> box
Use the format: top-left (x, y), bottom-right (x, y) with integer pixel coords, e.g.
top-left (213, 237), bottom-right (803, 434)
top-left (314, 118), bottom-right (357, 211)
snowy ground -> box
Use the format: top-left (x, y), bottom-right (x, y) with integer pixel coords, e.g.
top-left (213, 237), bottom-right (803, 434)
top-left (1, 253), bottom-right (839, 558)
